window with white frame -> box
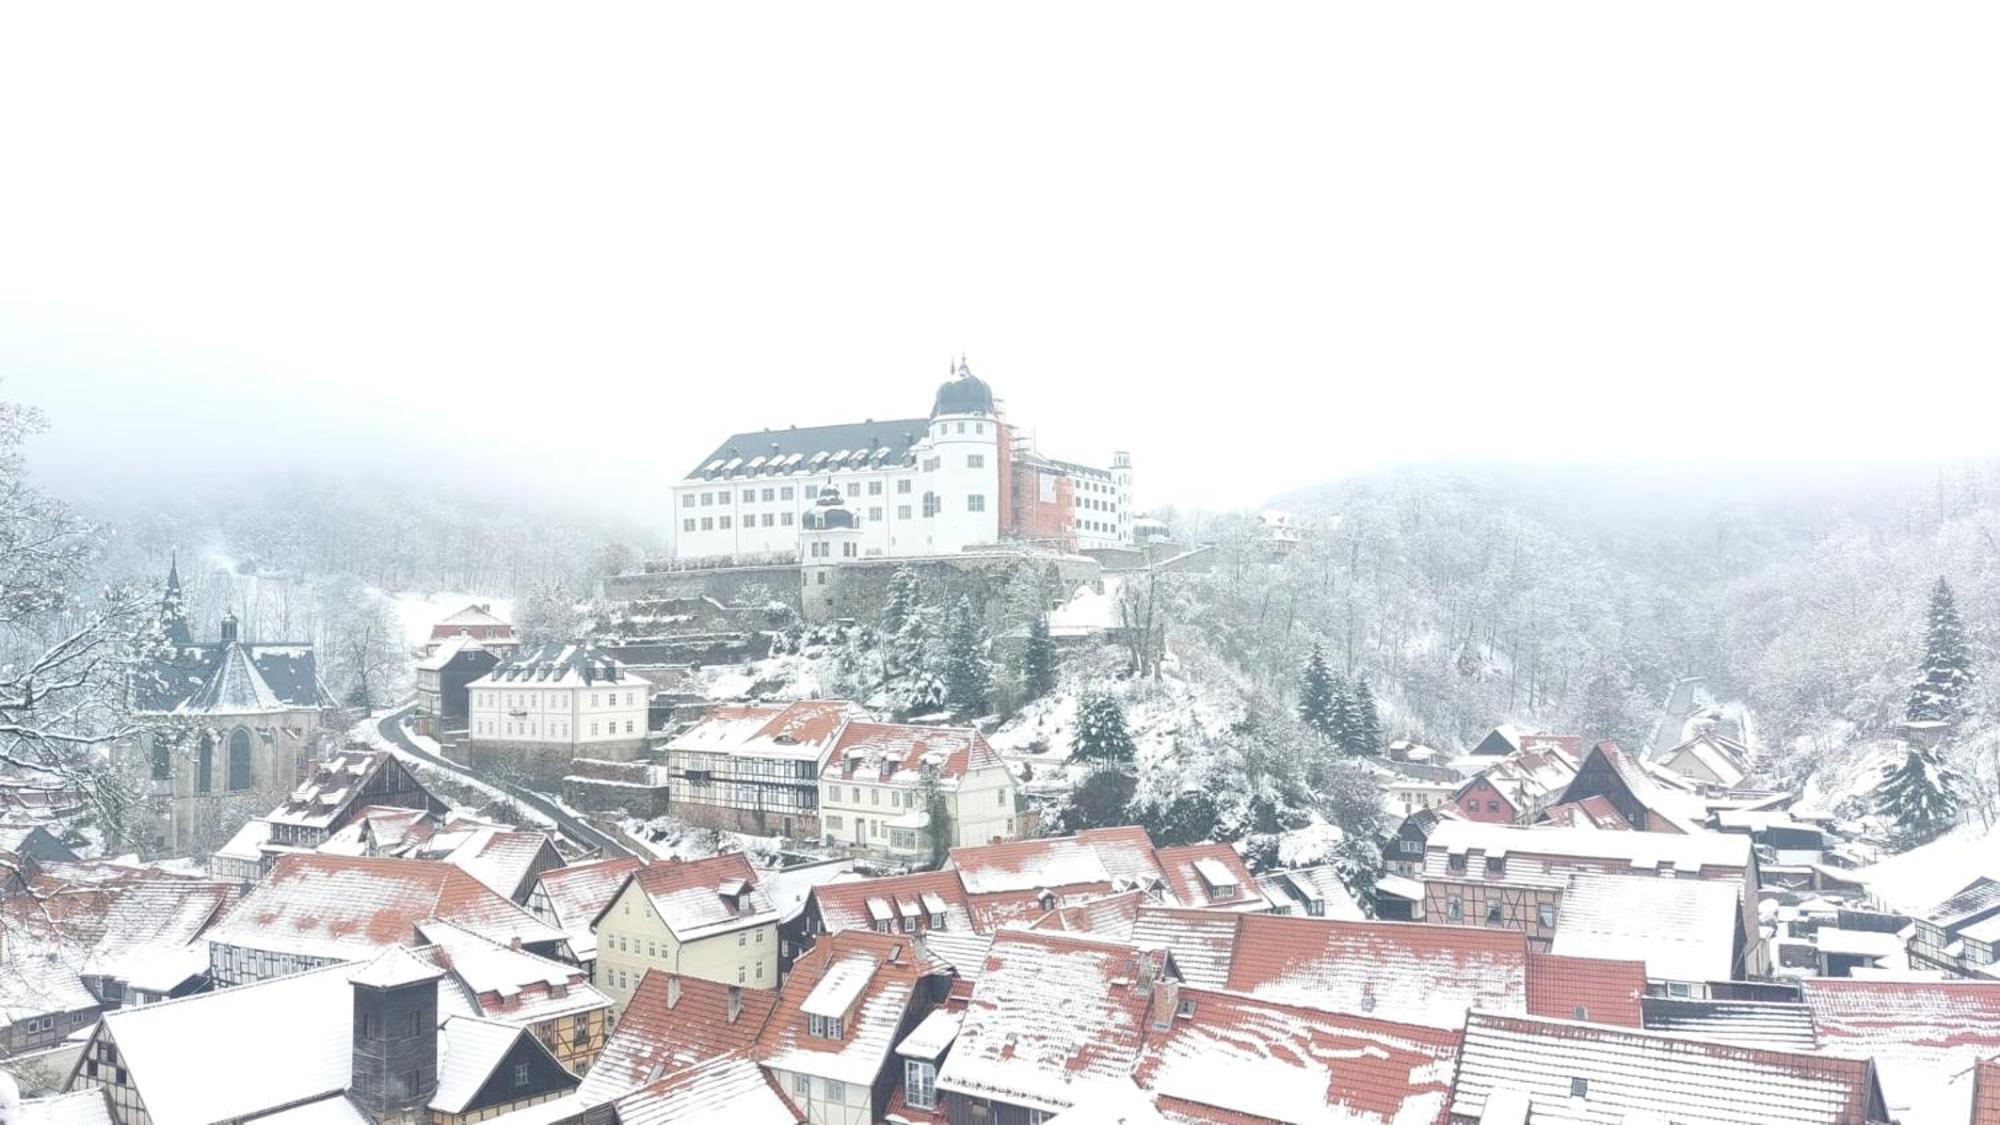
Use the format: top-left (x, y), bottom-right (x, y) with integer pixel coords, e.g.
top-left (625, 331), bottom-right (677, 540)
top-left (904, 1060), bottom-right (937, 1109)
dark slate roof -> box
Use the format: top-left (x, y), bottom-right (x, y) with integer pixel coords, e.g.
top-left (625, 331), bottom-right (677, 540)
top-left (801, 487), bottom-right (857, 531)
top-left (134, 641), bottom-right (334, 715)
top-left (1925, 877), bottom-right (2000, 929)
top-left (932, 365), bottom-right (995, 417)
top-left (685, 417), bottom-right (929, 481)
top-left (1642, 995), bottom-right (1820, 1052)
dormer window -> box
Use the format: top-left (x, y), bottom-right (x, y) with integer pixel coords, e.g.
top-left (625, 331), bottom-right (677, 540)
top-left (808, 1013), bottom-right (844, 1039)
top-left (1447, 853), bottom-right (1468, 874)
top-left (1485, 855), bottom-right (1506, 876)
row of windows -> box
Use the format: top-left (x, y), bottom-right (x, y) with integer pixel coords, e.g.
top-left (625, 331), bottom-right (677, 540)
top-left (688, 486), bottom-right (798, 507)
top-left (478, 719), bottom-right (635, 737)
top-left (1440, 895), bottom-right (1558, 929)
top-left (1079, 495), bottom-right (1119, 513)
top-left (808, 541), bottom-right (860, 558)
top-left (475, 691), bottom-right (638, 709)
top-left (1075, 519), bottom-right (1118, 535)
top-left (686, 512), bottom-right (795, 532)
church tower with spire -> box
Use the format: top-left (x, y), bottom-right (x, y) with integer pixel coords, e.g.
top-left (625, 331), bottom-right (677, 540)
top-left (160, 554), bottom-right (194, 648)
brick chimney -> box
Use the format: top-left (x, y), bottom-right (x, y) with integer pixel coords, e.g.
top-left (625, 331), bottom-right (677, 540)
top-left (726, 985), bottom-right (743, 1024)
top-left (1150, 976), bottom-right (1180, 1032)
top-left (667, 974), bottom-right (682, 1009)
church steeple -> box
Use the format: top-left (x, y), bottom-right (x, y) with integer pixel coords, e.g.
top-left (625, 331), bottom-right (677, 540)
top-left (160, 553), bottom-right (194, 647)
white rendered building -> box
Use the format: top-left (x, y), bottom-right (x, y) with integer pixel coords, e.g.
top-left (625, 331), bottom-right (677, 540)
top-left (667, 360), bottom-right (1132, 563)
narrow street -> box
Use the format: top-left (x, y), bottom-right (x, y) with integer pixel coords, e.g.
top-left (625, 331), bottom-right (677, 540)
top-left (373, 702), bottom-right (635, 859)
top-left (1648, 675), bottom-right (1704, 760)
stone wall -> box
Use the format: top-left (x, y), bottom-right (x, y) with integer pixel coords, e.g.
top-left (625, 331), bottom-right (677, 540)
top-left (468, 736), bottom-right (649, 789)
top-left (561, 758), bottom-right (671, 818)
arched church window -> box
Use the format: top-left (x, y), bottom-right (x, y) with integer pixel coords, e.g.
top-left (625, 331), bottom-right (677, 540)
top-left (228, 728), bottom-right (252, 791)
top-left (195, 734), bottom-right (214, 794)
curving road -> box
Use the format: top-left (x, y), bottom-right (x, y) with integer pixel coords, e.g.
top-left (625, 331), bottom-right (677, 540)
top-left (1647, 676), bottom-right (1704, 761)
top-left (374, 702), bottom-right (634, 859)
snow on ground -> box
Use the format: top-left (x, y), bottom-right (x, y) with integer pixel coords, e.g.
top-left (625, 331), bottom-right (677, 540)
top-left (697, 651), bottom-right (829, 701)
top-left (1854, 820), bottom-right (2000, 915)
top-left (388, 591), bottom-right (514, 653)
top-left (621, 815), bottom-right (790, 866)
top-left (344, 710), bottom-right (555, 828)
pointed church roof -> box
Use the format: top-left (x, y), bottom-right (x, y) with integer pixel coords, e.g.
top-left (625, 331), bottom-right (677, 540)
top-left (160, 554), bottom-right (195, 648)
top-left (181, 642), bottom-right (287, 714)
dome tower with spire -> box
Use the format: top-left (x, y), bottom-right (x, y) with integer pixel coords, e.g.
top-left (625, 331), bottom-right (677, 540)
top-left (920, 355), bottom-right (1003, 552)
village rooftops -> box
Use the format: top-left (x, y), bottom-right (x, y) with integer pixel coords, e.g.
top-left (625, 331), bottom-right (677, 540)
top-left (753, 930), bottom-right (933, 1088)
top-left (1253, 865), bottom-right (1369, 921)
top-left (469, 642), bottom-right (641, 688)
top-left (821, 720), bottom-right (1002, 785)
top-left (201, 853), bottom-right (566, 964)
top-left (1540, 795), bottom-right (1634, 831)
top-left (810, 868), bottom-right (975, 934)
top-left (668, 699), bottom-right (865, 762)
top-left (610, 1054), bottom-right (802, 1125)
top-left (414, 919), bottom-right (610, 1026)
top-left (1032, 889), bottom-right (1151, 940)
top-left (577, 968), bottom-right (779, 1106)
top-left (265, 749), bottom-right (431, 830)
top-left (1803, 978), bottom-right (2000, 1123)
top-left (1449, 1011), bottom-right (1887, 1125)
top-left (601, 852), bottom-right (778, 942)
top-left (1424, 818), bottom-right (1753, 880)
top-left (431, 603), bottom-right (512, 635)
top-left (1549, 872), bottom-right (1745, 984)
top-left (1153, 842), bottom-right (1270, 911)
top-left (416, 632), bottom-right (487, 671)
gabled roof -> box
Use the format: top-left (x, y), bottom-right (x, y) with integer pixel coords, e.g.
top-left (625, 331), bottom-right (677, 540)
top-left (754, 930), bottom-right (930, 1086)
top-left (414, 920), bottom-right (610, 1026)
top-left (1921, 876), bottom-right (2000, 930)
top-left (937, 929), bottom-right (1164, 1113)
top-left (133, 635), bottom-right (335, 716)
top-left (435, 603), bottom-right (512, 631)
top-left (424, 826), bottom-right (561, 901)
top-left (1541, 795), bottom-right (1634, 831)
top-left (946, 826), bottom-right (1168, 928)
top-left (1549, 873), bottom-right (1743, 984)
top-left (1570, 740), bottom-right (1708, 834)
top-left (1641, 995), bottom-right (1819, 1052)
top-left (15, 1089), bottom-right (115, 1125)
top-left (821, 720), bottom-right (1003, 785)
top-left (202, 853), bottom-right (566, 962)
top-left (1153, 842), bottom-right (1269, 911)
top-left (667, 700), bottom-right (864, 762)
top-left (1803, 979), bottom-right (2000, 1123)
top-left (1132, 987), bottom-right (1461, 1125)
top-left (433, 1015), bottom-right (568, 1115)
top-left (267, 749), bottom-right (435, 831)
top-left (607, 853), bottom-right (777, 942)
top-left (1253, 864), bottom-right (1369, 921)
top-left (578, 968), bottom-right (778, 1106)
top-left (1032, 890), bottom-right (1149, 940)
top-left (1129, 906), bottom-right (1245, 989)
top-left (811, 868), bottom-right (975, 934)
top-left (416, 633), bottom-right (492, 671)
top-left (1665, 730), bottom-right (1752, 787)
top-left (79, 879), bottom-right (241, 981)
top-left (1449, 1011), bottom-right (1883, 1125)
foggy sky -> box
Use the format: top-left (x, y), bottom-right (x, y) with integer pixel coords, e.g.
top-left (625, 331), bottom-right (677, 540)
top-left (2, 3), bottom-right (1997, 522)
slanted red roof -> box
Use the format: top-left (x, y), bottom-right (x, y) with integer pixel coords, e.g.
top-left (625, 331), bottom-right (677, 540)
top-left (1224, 914), bottom-right (1529, 1029)
top-left (946, 826), bottom-right (1166, 930)
top-left (203, 853), bottom-right (564, 962)
top-left (754, 930), bottom-right (930, 1088)
top-left (937, 929), bottom-right (1165, 1113)
top-left (612, 853), bottom-right (777, 942)
top-left (580, 968), bottom-right (778, 1106)
top-left (821, 721), bottom-right (1001, 785)
top-left (668, 700), bottom-right (863, 762)
top-left (1525, 951), bottom-right (1646, 1027)
top-left (1133, 987), bottom-right (1461, 1124)
top-left (1032, 890), bottom-right (1148, 940)
top-left (1540, 794), bottom-right (1633, 831)
top-left (1973, 1056), bottom-right (2000, 1125)
top-left (1153, 843), bottom-right (1268, 911)
top-left (1803, 979), bottom-right (2000, 1122)
top-left (809, 869), bottom-right (974, 935)
top-left (1451, 1011), bottom-right (1883, 1125)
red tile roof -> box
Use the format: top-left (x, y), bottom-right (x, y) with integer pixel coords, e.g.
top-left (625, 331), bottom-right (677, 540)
top-left (821, 721), bottom-right (1001, 783)
top-left (1802, 979), bottom-right (2000, 1121)
top-left (1973, 1056), bottom-right (2000, 1125)
top-left (753, 930), bottom-right (931, 1089)
top-left (1031, 890), bottom-right (1148, 940)
top-left (579, 968), bottom-right (778, 1105)
top-left (1525, 951), bottom-right (1647, 1027)
top-left (1222, 914), bottom-right (1530, 1029)
top-left (1153, 842), bottom-right (1268, 911)
top-left (809, 869), bottom-right (974, 935)
top-left (608, 853), bottom-right (777, 941)
top-left (1451, 1011), bottom-right (1883, 1125)
top-left (1540, 794), bottom-right (1633, 830)
top-left (1134, 987), bottom-right (1461, 1125)
top-left (203, 853), bottom-right (564, 961)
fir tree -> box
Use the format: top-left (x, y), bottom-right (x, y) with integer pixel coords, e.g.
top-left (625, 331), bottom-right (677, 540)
top-left (884, 566), bottom-right (921, 635)
top-left (1022, 611), bottom-right (1059, 701)
top-left (1328, 673), bottom-right (1359, 754)
top-left (1907, 576), bottom-right (1974, 724)
top-left (1876, 740), bottom-right (1965, 847)
top-left (1072, 691), bottom-right (1137, 765)
top-left (943, 595), bottom-right (990, 715)
top-left (1298, 644), bottom-right (1337, 739)
top-left (919, 766), bottom-right (953, 868)
top-left (1347, 675), bottom-right (1383, 757)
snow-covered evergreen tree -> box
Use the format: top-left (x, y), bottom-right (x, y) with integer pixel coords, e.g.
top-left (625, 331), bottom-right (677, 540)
top-left (883, 566), bottom-right (921, 635)
top-left (1907, 576), bottom-right (1974, 724)
top-left (1021, 611), bottom-right (1058, 701)
top-left (516, 579), bottom-right (583, 647)
top-left (1347, 675), bottom-right (1383, 756)
top-left (1072, 691), bottom-right (1137, 765)
top-left (1877, 739), bottom-right (1965, 847)
top-left (943, 595), bottom-right (990, 715)
top-left (1298, 644), bottom-right (1336, 739)
top-left (1328, 673), bottom-right (1360, 755)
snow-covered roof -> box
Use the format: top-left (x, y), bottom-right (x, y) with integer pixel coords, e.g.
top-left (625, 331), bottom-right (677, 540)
top-left (667, 699), bottom-right (863, 762)
top-left (1664, 731), bottom-right (1752, 787)
top-left (468, 643), bottom-right (646, 690)
top-left (433, 1016), bottom-right (541, 1114)
top-left (611, 1055), bottom-right (799, 1125)
top-left (1253, 865), bottom-right (1368, 922)
top-left (895, 1007), bottom-right (962, 1060)
top-left (1132, 986), bottom-right (1461, 1125)
top-left (577, 969), bottom-right (777, 1106)
top-left (1449, 1011), bottom-right (1883, 1125)
top-left (530, 855), bottom-right (645, 960)
top-left (811, 869), bottom-right (974, 934)
top-left (1424, 819), bottom-right (1753, 879)
top-left (14, 1089), bottom-right (116, 1125)
top-left (1803, 978), bottom-right (2000, 1123)
top-left (426, 826), bottom-right (558, 900)
top-left (415, 920), bottom-right (610, 1025)
top-left (754, 930), bottom-right (926, 1086)
top-left (760, 858), bottom-right (854, 926)
top-left (416, 633), bottom-right (488, 671)
top-left (936, 929), bottom-right (1162, 1113)
top-left (202, 853), bottom-right (565, 963)
top-left (1549, 873), bottom-right (1743, 984)
top-left (1154, 844), bottom-right (1268, 911)
top-left (822, 720), bottom-right (1004, 786)
top-left (614, 853), bottom-right (778, 942)
top-left (1640, 995), bottom-right (1819, 1051)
